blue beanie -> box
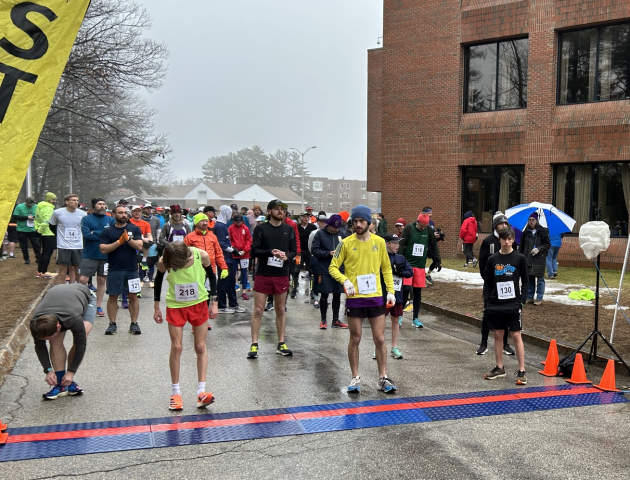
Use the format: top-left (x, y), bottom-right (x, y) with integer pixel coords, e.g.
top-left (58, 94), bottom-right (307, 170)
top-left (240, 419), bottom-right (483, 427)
top-left (350, 205), bottom-right (372, 223)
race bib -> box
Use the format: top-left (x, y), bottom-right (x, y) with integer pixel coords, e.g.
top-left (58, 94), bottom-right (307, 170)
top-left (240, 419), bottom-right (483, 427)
top-left (128, 278), bottom-right (141, 293)
top-left (175, 283), bottom-right (199, 302)
top-left (172, 235), bottom-right (184, 242)
top-left (412, 244), bottom-right (425, 257)
top-left (357, 274), bottom-right (377, 294)
top-left (240, 259), bottom-right (249, 269)
top-left (26, 219), bottom-right (34, 228)
top-left (497, 281), bottom-right (516, 300)
top-left (66, 227), bottom-right (79, 239)
top-left (393, 275), bottom-right (402, 292)
top-left (268, 256), bottom-right (283, 267)
top-left (103, 262), bottom-right (109, 275)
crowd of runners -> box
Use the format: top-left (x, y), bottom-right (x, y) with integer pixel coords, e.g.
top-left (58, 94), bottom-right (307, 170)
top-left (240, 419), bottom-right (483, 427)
top-left (15, 193), bottom-right (536, 410)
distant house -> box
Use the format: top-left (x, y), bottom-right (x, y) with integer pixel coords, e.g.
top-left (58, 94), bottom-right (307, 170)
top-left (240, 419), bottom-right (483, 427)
top-left (104, 190), bottom-right (150, 209)
top-left (118, 182), bottom-right (305, 214)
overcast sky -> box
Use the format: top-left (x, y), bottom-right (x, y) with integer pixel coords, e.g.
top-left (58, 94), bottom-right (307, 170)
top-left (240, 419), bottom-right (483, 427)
top-left (136, 0), bottom-right (383, 181)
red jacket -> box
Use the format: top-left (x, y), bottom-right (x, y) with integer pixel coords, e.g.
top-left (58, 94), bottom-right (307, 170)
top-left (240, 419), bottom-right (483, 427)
top-left (459, 215), bottom-right (478, 244)
top-left (285, 217), bottom-right (301, 254)
top-left (228, 223), bottom-right (252, 259)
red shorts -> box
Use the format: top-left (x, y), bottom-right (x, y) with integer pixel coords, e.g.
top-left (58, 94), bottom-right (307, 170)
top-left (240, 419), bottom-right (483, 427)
top-left (403, 277), bottom-right (412, 287)
top-left (166, 302), bottom-right (209, 328)
top-left (254, 275), bottom-right (290, 295)
top-left (412, 267), bottom-right (426, 288)
top-left (386, 303), bottom-right (404, 317)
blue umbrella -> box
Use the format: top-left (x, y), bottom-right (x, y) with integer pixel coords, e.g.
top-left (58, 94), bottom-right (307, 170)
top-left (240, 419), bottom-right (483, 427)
top-left (505, 202), bottom-right (576, 234)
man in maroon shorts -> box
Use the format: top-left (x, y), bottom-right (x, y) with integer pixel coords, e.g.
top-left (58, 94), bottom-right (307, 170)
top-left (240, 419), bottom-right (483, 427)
top-left (247, 199), bottom-right (297, 358)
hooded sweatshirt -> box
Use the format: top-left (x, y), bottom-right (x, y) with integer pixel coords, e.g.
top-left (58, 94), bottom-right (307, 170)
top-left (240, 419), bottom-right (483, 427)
top-left (214, 205), bottom-right (234, 261)
top-left (459, 211), bottom-right (478, 244)
top-left (34, 200), bottom-right (55, 236)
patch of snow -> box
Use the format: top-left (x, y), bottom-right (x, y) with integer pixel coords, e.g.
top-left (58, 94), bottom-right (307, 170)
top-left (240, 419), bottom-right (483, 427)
top-left (603, 304), bottom-right (628, 310)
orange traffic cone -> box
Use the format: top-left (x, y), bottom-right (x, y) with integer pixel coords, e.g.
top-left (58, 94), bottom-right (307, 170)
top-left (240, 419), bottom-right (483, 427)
top-left (0, 419), bottom-right (6, 431)
top-left (594, 359), bottom-right (620, 392)
top-left (538, 339), bottom-right (560, 376)
top-left (0, 419), bottom-right (6, 445)
top-left (565, 353), bottom-right (592, 384)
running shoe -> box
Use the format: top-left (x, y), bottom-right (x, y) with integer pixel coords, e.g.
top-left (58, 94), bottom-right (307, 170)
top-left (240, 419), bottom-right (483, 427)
top-left (169, 393), bottom-right (183, 411)
top-left (264, 302), bottom-right (274, 311)
top-left (88, 284), bottom-right (97, 292)
top-left (313, 301), bottom-right (319, 308)
top-left (377, 376), bottom-right (397, 393)
top-left (476, 343), bottom-right (488, 355)
top-left (525, 298), bottom-right (535, 304)
top-left (136, 292), bottom-right (142, 298)
top-left (246, 282), bottom-right (252, 291)
top-left (503, 344), bottom-right (515, 356)
top-left (121, 299), bottom-right (129, 309)
top-left (276, 343), bottom-right (293, 356)
top-left (235, 285), bottom-right (241, 292)
top-left (403, 303), bottom-right (413, 312)
top-left (149, 281), bottom-right (154, 289)
top-left (105, 322), bottom-right (117, 335)
top-left (412, 318), bottom-right (424, 328)
top-left (425, 275), bottom-right (434, 286)
top-left (319, 321), bottom-right (327, 330)
top-left (348, 376), bottom-right (361, 393)
top-left (247, 344), bottom-right (258, 359)
top-left (484, 366), bottom-right (506, 380)
top-left (372, 351), bottom-right (376, 359)
top-left (25, 259), bottom-right (30, 265)
top-left (197, 392), bottom-right (215, 408)
top-left (43, 384), bottom-right (67, 400)
top-left (515, 370), bottom-right (528, 385)
top-left (41, 272), bottom-right (54, 279)
top-left (398, 316), bottom-right (403, 326)
top-left (35, 272), bottom-right (42, 278)
top-left (67, 382), bottom-right (83, 396)
top-left (96, 307), bottom-right (105, 317)
top-left (233, 306), bottom-right (246, 313)
top-left (533, 300), bottom-right (543, 306)
top-left (129, 322), bottom-right (142, 335)
top-left (143, 276), bottom-right (149, 282)
top-left (472, 258), bottom-right (478, 267)
top-left (140, 262), bottom-right (148, 271)
top-left (391, 347), bottom-right (403, 359)
top-left (8, 253), bottom-right (15, 259)
top-left (241, 293), bottom-right (250, 300)
top-left (219, 308), bottom-right (235, 314)
top-left (290, 289), bottom-right (297, 299)
top-left (331, 319), bottom-right (348, 329)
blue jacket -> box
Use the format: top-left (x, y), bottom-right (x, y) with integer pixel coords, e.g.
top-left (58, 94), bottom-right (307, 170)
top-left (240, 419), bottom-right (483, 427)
top-left (81, 214), bottom-right (115, 259)
top-left (381, 252), bottom-right (413, 304)
top-left (549, 234), bottom-right (562, 248)
top-left (214, 221), bottom-right (233, 261)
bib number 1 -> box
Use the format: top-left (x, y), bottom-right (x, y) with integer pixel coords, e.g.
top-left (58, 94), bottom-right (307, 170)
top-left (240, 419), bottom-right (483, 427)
top-left (357, 274), bottom-right (377, 294)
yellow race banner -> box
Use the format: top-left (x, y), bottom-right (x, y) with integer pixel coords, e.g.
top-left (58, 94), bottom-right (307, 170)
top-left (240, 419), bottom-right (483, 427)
top-left (0, 0), bottom-right (90, 240)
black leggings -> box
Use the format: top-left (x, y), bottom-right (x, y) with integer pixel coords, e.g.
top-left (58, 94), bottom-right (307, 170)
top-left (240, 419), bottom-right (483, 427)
top-left (38, 236), bottom-right (56, 274)
top-left (403, 286), bottom-right (422, 319)
top-left (319, 293), bottom-right (341, 321)
top-left (463, 243), bottom-right (475, 263)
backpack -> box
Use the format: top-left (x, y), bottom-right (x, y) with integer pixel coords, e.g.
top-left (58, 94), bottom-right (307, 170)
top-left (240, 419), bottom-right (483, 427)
top-left (558, 351), bottom-right (581, 377)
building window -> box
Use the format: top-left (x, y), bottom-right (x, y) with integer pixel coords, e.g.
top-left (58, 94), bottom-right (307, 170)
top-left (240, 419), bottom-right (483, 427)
top-left (327, 193), bottom-right (333, 198)
top-left (462, 166), bottom-right (524, 232)
top-left (340, 193), bottom-right (350, 199)
top-left (361, 183), bottom-right (366, 190)
top-left (197, 190), bottom-right (207, 204)
top-left (339, 183), bottom-right (350, 189)
top-left (328, 203), bottom-right (333, 208)
top-left (327, 183), bottom-right (332, 189)
top-left (559, 24), bottom-right (630, 104)
top-left (312, 181), bottom-right (323, 191)
top-left (340, 202), bottom-right (350, 208)
top-left (465, 38), bottom-right (528, 112)
top-left (361, 194), bottom-right (366, 199)
top-left (554, 162), bottom-right (629, 234)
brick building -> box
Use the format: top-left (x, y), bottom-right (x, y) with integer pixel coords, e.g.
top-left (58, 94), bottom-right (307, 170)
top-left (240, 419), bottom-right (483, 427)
top-left (304, 177), bottom-right (380, 214)
top-left (368, 0), bottom-right (630, 267)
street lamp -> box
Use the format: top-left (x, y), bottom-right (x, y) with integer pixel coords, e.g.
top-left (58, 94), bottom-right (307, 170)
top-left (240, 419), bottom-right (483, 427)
top-left (289, 146), bottom-right (316, 211)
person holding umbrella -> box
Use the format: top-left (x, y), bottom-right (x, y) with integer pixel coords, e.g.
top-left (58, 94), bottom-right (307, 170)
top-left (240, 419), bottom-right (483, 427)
top-left (518, 212), bottom-right (550, 306)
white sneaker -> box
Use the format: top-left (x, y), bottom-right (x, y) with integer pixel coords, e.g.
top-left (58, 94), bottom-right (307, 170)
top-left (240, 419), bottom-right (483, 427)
top-left (233, 306), bottom-right (246, 313)
top-left (348, 376), bottom-right (361, 392)
top-left (219, 308), bottom-right (235, 314)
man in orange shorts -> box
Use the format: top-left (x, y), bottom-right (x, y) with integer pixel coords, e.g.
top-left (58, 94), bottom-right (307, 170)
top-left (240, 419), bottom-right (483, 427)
top-left (153, 242), bottom-right (218, 410)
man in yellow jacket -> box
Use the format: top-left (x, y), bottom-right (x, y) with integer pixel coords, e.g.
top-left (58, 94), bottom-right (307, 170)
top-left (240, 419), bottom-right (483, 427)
top-left (35, 192), bottom-right (57, 279)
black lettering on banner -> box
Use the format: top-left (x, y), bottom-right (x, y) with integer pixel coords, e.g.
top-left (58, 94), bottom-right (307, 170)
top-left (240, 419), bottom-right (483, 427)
top-left (0, 62), bottom-right (37, 122)
top-left (0, 2), bottom-right (58, 60)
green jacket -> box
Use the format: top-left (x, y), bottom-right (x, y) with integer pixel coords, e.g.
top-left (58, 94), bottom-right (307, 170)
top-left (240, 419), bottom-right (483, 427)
top-left (34, 201), bottom-right (55, 236)
top-left (398, 221), bottom-right (440, 269)
top-left (377, 218), bottom-right (388, 235)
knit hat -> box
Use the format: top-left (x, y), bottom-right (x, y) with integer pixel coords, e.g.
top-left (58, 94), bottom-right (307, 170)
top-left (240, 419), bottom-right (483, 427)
top-left (529, 212), bottom-right (539, 221)
top-left (326, 214), bottom-right (342, 229)
top-left (350, 205), bottom-right (372, 223)
top-left (193, 213), bottom-right (208, 225)
top-left (493, 214), bottom-right (509, 231)
top-left (338, 211), bottom-right (350, 222)
top-left (417, 213), bottom-right (430, 225)
top-left (45, 192), bottom-right (57, 201)
top-left (92, 197), bottom-right (105, 208)
top-left (253, 204), bottom-right (262, 211)
top-left (170, 204), bottom-right (182, 213)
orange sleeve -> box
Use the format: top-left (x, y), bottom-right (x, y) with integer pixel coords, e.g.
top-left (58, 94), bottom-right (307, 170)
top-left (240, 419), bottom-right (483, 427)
top-left (184, 233), bottom-right (193, 246)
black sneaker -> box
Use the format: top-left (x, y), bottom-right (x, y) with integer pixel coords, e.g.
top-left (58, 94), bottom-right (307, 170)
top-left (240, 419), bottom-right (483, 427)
top-left (105, 322), bottom-right (117, 335)
top-left (515, 370), bottom-right (527, 385)
top-left (264, 302), bottom-right (274, 311)
top-left (476, 343), bottom-right (488, 355)
top-left (247, 344), bottom-right (258, 359)
top-left (129, 322), bottom-right (142, 335)
top-left (25, 259), bottom-right (30, 265)
top-left (290, 289), bottom-right (297, 299)
top-left (484, 366), bottom-right (506, 380)
top-left (503, 344), bottom-right (515, 355)
top-left (276, 343), bottom-right (293, 356)
top-left (425, 275), bottom-right (434, 286)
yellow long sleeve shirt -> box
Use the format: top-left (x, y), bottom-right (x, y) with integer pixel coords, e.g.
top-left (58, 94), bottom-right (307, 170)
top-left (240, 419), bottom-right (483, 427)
top-left (329, 233), bottom-right (394, 307)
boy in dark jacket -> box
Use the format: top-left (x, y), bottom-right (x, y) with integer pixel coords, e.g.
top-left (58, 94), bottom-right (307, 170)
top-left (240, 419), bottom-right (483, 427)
top-left (378, 234), bottom-right (413, 359)
top-left (518, 212), bottom-right (551, 306)
top-left (483, 228), bottom-right (529, 385)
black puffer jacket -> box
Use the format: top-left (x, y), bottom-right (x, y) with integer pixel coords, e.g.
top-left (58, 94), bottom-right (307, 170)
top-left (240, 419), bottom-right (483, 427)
top-left (518, 224), bottom-right (550, 277)
top-left (311, 227), bottom-right (344, 276)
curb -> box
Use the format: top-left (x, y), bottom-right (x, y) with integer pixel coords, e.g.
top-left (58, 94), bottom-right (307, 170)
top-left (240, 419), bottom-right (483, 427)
top-left (0, 281), bottom-right (54, 388)
top-left (421, 300), bottom-right (630, 377)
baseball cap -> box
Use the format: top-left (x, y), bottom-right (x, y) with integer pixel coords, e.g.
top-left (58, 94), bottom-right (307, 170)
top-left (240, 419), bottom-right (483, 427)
top-left (395, 218), bottom-right (406, 226)
top-left (256, 215), bottom-right (266, 222)
top-left (267, 199), bottom-right (287, 211)
top-left (384, 234), bottom-right (401, 243)
top-left (142, 203), bottom-right (152, 209)
top-left (300, 211), bottom-right (309, 216)
top-left (317, 214), bottom-right (327, 221)
top-left (233, 214), bottom-right (243, 221)
top-left (118, 198), bottom-right (129, 204)
top-left (131, 205), bottom-right (142, 211)
top-left (203, 206), bottom-right (216, 213)
top-left (306, 205), bottom-right (313, 209)
top-left (230, 203), bottom-right (238, 211)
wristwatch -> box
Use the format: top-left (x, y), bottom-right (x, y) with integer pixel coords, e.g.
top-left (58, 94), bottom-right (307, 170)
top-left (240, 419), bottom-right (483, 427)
top-left (45, 367), bottom-right (53, 373)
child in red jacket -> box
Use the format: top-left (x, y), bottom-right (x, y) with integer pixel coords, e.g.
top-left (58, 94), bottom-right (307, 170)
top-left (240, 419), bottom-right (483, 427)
top-left (228, 214), bottom-right (252, 300)
top-left (459, 210), bottom-right (478, 267)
